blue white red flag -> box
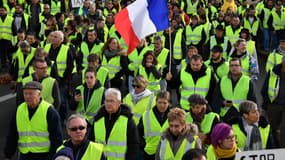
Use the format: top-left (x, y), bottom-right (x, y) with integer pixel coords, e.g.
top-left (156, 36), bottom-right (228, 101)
top-left (115, 0), bottom-right (169, 54)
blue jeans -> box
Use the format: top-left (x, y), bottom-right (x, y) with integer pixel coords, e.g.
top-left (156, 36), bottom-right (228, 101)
top-left (263, 28), bottom-right (270, 52)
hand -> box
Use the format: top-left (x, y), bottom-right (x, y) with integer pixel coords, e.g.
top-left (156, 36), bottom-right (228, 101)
top-left (198, 133), bottom-right (207, 142)
top-left (166, 72), bottom-right (172, 80)
top-left (223, 100), bottom-right (233, 107)
top-left (74, 94), bottom-right (82, 102)
top-left (146, 62), bottom-right (153, 67)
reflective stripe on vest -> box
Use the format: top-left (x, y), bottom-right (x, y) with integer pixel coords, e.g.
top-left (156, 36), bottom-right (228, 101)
top-left (232, 124), bottom-right (270, 150)
top-left (80, 41), bottom-right (103, 68)
top-left (243, 19), bottom-right (259, 36)
top-left (173, 29), bottom-right (183, 60)
top-left (44, 44), bottom-right (69, 77)
top-left (76, 85), bottom-right (104, 124)
top-left (15, 47), bottom-right (36, 82)
top-left (16, 100), bottom-right (51, 153)
top-left (220, 75), bottom-right (250, 110)
top-left (101, 55), bottom-right (121, 80)
top-left (265, 51), bottom-right (283, 72)
top-left (0, 15), bottom-right (13, 41)
top-left (160, 137), bottom-right (196, 159)
top-left (226, 26), bottom-right (242, 45)
top-left (143, 109), bottom-right (168, 155)
top-left (156, 48), bottom-right (169, 68)
top-left (186, 112), bottom-right (219, 134)
top-left (186, 0), bottom-right (199, 14)
top-left (210, 36), bottom-right (229, 59)
top-left (186, 24), bottom-right (204, 45)
top-left (180, 68), bottom-right (211, 110)
top-left (50, 0), bottom-right (61, 15)
top-left (22, 76), bottom-right (55, 104)
top-left (138, 65), bottom-right (162, 93)
top-left (128, 47), bottom-right (151, 71)
top-left (268, 71), bottom-right (279, 102)
top-left (123, 93), bottom-right (155, 125)
top-left (94, 116), bottom-right (128, 160)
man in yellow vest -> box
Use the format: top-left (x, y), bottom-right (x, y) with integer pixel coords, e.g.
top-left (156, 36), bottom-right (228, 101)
top-left (155, 108), bottom-right (201, 160)
top-left (89, 88), bottom-right (139, 160)
top-left (137, 90), bottom-right (170, 159)
top-left (12, 4), bottom-right (29, 33)
top-left (265, 37), bottom-right (285, 72)
top-left (225, 15), bottom-right (243, 45)
top-left (205, 45), bottom-right (229, 81)
top-left (55, 114), bottom-right (105, 160)
top-left (231, 100), bottom-right (274, 150)
top-left (21, 58), bottom-right (61, 110)
top-left (79, 29), bottom-right (104, 69)
top-left (44, 30), bottom-right (74, 123)
top-left (4, 81), bottom-right (62, 160)
top-left (0, 5), bottom-right (16, 70)
top-left (215, 58), bottom-right (257, 123)
top-left (267, 0), bottom-right (285, 50)
top-left (168, 54), bottom-right (216, 111)
top-left (10, 41), bottom-right (36, 105)
top-left (262, 56), bottom-right (285, 148)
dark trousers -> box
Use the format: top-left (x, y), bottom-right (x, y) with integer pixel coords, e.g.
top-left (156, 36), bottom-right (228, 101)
top-left (0, 39), bottom-right (13, 68)
top-left (266, 104), bottom-right (285, 148)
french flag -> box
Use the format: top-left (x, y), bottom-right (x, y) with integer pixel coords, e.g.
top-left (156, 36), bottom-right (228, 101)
top-left (115, 0), bottom-right (169, 54)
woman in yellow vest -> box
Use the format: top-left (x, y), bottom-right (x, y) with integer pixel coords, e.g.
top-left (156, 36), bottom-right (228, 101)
top-left (70, 67), bottom-right (105, 126)
top-left (186, 94), bottom-right (220, 147)
top-left (101, 37), bottom-right (129, 89)
top-left (156, 108), bottom-right (202, 160)
top-left (123, 75), bottom-right (156, 125)
top-left (206, 123), bottom-right (239, 160)
top-left (56, 114), bottom-right (105, 160)
top-left (230, 101), bottom-right (274, 151)
top-left (137, 51), bottom-right (162, 93)
top-left (137, 90), bottom-right (171, 160)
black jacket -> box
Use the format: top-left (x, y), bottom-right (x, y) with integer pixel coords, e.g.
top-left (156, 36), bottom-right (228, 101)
top-left (89, 104), bottom-right (139, 160)
top-left (59, 139), bottom-right (106, 160)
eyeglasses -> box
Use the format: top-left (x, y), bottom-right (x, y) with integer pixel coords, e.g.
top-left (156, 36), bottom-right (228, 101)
top-left (132, 84), bottom-right (141, 89)
top-left (69, 126), bottom-right (86, 132)
top-left (225, 135), bottom-right (236, 140)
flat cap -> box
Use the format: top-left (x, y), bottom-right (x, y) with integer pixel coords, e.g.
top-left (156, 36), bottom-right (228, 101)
top-left (23, 81), bottom-right (42, 90)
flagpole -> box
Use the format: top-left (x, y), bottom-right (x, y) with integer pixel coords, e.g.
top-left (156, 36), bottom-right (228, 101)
top-left (168, 27), bottom-right (172, 72)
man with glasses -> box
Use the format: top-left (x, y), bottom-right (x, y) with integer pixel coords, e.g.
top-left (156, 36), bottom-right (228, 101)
top-left (21, 58), bottom-right (61, 110)
top-left (56, 114), bottom-right (105, 160)
top-left (4, 81), bottom-right (62, 160)
top-left (216, 58), bottom-right (257, 123)
top-left (89, 88), bottom-right (139, 160)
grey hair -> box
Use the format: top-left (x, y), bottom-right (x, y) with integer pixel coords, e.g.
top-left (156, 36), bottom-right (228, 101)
top-left (54, 30), bottom-right (64, 42)
top-left (239, 100), bottom-right (258, 115)
top-left (105, 88), bottom-right (121, 101)
top-left (66, 114), bottom-right (87, 129)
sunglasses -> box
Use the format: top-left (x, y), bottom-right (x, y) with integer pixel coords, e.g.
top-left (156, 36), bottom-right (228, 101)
top-left (132, 84), bottom-right (141, 88)
top-left (69, 126), bottom-right (86, 132)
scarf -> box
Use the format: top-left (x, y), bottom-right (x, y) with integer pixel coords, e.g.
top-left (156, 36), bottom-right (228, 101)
top-left (214, 143), bottom-right (237, 159)
top-left (105, 49), bottom-right (119, 58)
top-left (131, 89), bottom-right (152, 104)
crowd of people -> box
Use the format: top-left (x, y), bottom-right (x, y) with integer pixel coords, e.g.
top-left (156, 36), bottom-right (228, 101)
top-left (1, 0), bottom-right (285, 159)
